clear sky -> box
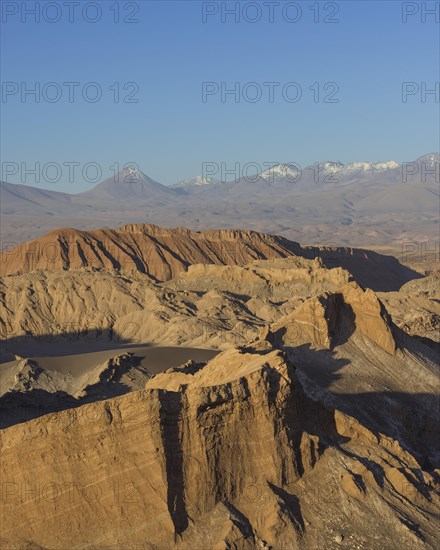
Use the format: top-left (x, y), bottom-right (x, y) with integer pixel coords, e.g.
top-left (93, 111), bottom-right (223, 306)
top-left (1, 0), bottom-right (439, 191)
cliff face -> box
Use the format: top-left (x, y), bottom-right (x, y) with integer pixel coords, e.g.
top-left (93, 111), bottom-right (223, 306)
top-left (0, 223), bottom-right (420, 291)
top-left (0, 224), bottom-right (297, 280)
top-left (1, 344), bottom-right (438, 549)
top-left (273, 282), bottom-right (396, 354)
top-left (0, 259), bottom-right (351, 350)
top-left (0, 262), bottom-right (398, 358)
top-left (379, 276), bottom-right (440, 344)
top-left (1, 223), bottom-right (438, 549)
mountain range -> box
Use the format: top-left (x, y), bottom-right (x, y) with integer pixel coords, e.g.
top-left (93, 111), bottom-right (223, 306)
top-left (1, 153), bottom-right (438, 249)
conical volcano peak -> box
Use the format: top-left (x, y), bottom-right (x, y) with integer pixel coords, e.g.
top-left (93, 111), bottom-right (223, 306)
top-left (125, 165), bottom-right (139, 174)
top-left (79, 165), bottom-right (177, 201)
top-left (116, 166), bottom-right (141, 183)
top-left (116, 164), bottom-right (152, 180)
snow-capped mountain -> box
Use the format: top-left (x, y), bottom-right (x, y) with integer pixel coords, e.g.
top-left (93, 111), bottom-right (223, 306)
top-left (304, 160), bottom-right (400, 175)
top-left (414, 153), bottom-right (440, 168)
top-left (258, 159), bottom-right (400, 184)
top-left (317, 161), bottom-right (345, 174)
top-left (2, 152), bottom-right (438, 248)
top-left (339, 160), bottom-right (400, 173)
top-left (174, 157), bottom-right (436, 191)
top-left (259, 163), bottom-right (303, 183)
top-left (172, 175), bottom-right (220, 188)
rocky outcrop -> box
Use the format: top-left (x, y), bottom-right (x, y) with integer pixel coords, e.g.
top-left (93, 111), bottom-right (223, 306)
top-left (0, 353), bottom-right (156, 428)
top-left (170, 259), bottom-right (351, 299)
top-left (1, 256), bottom-right (402, 355)
top-left (0, 224), bottom-right (297, 280)
top-left (273, 282), bottom-right (397, 354)
top-left (0, 345), bottom-right (438, 549)
top-left (0, 223), bottom-right (421, 291)
top-left (1, 225), bottom-right (438, 550)
top-left (75, 352), bottom-right (153, 399)
top-left (8, 359), bottom-right (47, 392)
top-left (0, 258), bottom-right (353, 351)
top-left (338, 282), bottom-right (396, 354)
top-left (379, 275), bottom-right (440, 345)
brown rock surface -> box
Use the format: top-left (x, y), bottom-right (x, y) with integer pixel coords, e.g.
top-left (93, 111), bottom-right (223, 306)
top-left (0, 223), bottom-right (438, 549)
top-left (0, 223), bottom-right (422, 291)
top-left (272, 282), bottom-right (396, 354)
top-left (1, 345), bottom-right (438, 549)
top-left (0, 257), bottom-right (353, 352)
top-left (379, 275), bottom-right (440, 345)
top-left (0, 224), bottom-right (297, 280)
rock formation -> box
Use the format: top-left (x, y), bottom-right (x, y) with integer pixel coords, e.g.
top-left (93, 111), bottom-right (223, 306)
top-left (0, 223), bottom-right (438, 549)
top-left (0, 223), bottom-right (421, 291)
top-left (272, 282), bottom-right (396, 354)
top-left (1, 345), bottom-right (438, 549)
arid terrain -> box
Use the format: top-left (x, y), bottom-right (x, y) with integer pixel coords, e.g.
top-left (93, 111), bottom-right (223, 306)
top-left (0, 222), bottom-right (439, 549)
top-left (1, 154), bottom-right (439, 252)
top-left (2, 0), bottom-right (438, 544)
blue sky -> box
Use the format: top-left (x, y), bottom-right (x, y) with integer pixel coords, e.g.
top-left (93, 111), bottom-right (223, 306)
top-left (1, 0), bottom-right (439, 190)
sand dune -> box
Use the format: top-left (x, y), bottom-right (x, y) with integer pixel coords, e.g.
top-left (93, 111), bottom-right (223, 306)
top-left (0, 346), bottom-right (218, 428)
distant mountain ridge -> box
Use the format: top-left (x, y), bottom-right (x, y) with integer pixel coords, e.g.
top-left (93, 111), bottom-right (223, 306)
top-left (2, 153), bottom-right (437, 194)
top-left (1, 153), bottom-right (438, 248)
top-left (172, 175), bottom-right (221, 188)
top-left (171, 153), bottom-right (438, 186)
